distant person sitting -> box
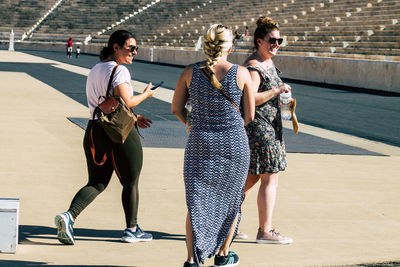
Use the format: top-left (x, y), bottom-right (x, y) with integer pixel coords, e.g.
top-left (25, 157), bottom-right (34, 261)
top-left (66, 37), bottom-right (73, 58)
top-left (233, 31), bottom-right (242, 49)
top-left (76, 46), bottom-right (81, 58)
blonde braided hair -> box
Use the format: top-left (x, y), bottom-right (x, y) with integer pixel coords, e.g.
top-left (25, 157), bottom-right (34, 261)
top-left (203, 24), bottom-right (233, 89)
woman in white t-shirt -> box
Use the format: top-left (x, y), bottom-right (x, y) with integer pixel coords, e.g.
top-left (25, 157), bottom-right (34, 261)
top-left (55, 30), bottom-right (157, 245)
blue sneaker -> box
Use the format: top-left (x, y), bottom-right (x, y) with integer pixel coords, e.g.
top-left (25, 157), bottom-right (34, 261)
top-left (54, 212), bottom-right (75, 245)
top-left (183, 261), bottom-right (199, 267)
top-left (121, 225), bottom-right (153, 243)
top-left (214, 251), bottom-right (240, 266)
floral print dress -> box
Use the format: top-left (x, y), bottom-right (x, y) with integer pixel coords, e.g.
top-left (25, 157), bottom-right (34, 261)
top-left (245, 65), bottom-right (287, 174)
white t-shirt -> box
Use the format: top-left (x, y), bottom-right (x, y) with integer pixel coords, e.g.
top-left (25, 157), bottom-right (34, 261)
top-left (86, 61), bottom-right (133, 119)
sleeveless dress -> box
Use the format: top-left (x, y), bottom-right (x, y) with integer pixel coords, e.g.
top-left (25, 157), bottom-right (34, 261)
top-left (184, 63), bottom-right (249, 264)
top-left (245, 65), bottom-right (287, 174)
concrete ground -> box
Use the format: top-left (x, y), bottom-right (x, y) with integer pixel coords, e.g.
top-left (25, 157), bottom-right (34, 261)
top-left (0, 50), bottom-right (399, 267)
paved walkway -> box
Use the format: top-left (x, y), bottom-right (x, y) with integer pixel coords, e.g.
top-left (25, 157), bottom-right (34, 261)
top-left (0, 50), bottom-right (399, 267)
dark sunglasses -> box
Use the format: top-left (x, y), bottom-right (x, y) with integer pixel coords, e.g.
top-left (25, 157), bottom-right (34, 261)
top-left (269, 37), bottom-right (283, 45)
top-left (127, 45), bottom-right (139, 52)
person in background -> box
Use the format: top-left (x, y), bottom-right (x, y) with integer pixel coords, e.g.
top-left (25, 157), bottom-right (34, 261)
top-left (233, 30), bottom-right (242, 50)
top-left (238, 16), bottom-right (293, 245)
top-left (55, 30), bottom-right (157, 245)
top-left (76, 46), bottom-right (81, 58)
top-left (172, 24), bottom-right (254, 267)
top-left (66, 37), bottom-right (73, 58)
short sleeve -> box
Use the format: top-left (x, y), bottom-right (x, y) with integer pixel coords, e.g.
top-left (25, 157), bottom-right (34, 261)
top-left (112, 65), bottom-right (131, 89)
top-left (247, 65), bottom-right (269, 83)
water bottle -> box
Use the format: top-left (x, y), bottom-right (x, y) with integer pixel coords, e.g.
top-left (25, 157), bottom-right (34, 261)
top-left (185, 99), bottom-right (192, 133)
top-left (280, 91), bottom-right (292, 120)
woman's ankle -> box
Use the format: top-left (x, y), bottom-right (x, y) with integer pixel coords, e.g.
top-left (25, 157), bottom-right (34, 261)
top-left (216, 251), bottom-right (228, 257)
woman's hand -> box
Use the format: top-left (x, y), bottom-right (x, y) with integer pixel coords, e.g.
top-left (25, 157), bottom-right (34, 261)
top-left (142, 83), bottom-right (158, 99)
top-left (114, 82), bottom-right (158, 109)
top-left (274, 83), bottom-right (291, 96)
top-left (136, 114), bottom-right (152, 128)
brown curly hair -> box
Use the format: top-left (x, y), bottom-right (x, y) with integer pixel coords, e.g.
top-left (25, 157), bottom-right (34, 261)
top-left (253, 16), bottom-right (279, 49)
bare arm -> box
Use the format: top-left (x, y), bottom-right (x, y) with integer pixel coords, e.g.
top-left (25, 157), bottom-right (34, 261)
top-left (237, 66), bottom-right (255, 125)
top-left (113, 82), bottom-right (157, 109)
top-left (248, 70), bottom-right (291, 106)
top-left (171, 65), bottom-right (193, 124)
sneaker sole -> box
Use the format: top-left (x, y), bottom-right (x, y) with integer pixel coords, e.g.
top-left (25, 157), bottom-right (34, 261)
top-left (213, 259), bottom-right (240, 267)
top-left (256, 239), bottom-right (292, 245)
top-left (121, 237), bottom-right (153, 243)
top-left (55, 214), bottom-right (74, 245)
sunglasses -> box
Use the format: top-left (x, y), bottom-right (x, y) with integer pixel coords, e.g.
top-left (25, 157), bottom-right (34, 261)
top-left (269, 37), bottom-right (283, 45)
top-left (126, 45), bottom-right (139, 52)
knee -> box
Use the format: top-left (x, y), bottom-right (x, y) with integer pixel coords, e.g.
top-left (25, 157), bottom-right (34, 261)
top-left (261, 173), bottom-right (279, 187)
top-left (89, 183), bottom-right (107, 193)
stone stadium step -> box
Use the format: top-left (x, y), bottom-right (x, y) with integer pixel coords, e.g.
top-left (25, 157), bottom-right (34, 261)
top-left (289, 40), bottom-right (400, 50)
top-left (28, 33), bottom-right (87, 43)
top-left (335, 47), bottom-right (400, 56)
top-left (0, 0), bottom-right (60, 31)
top-left (295, 35), bottom-right (400, 43)
top-left (278, 46), bottom-right (336, 53)
top-left (346, 41), bottom-right (400, 49)
top-left (3, 0), bottom-right (399, 61)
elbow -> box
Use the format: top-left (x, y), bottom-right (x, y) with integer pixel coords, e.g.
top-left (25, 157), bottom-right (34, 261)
top-left (171, 105), bottom-right (179, 116)
top-left (123, 98), bottom-right (136, 109)
top-left (243, 111), bottom-right (255, 126)
top-left (171, 105), bottom-right (183, 117)
top-left (243, 118), bottom-right (252, 126)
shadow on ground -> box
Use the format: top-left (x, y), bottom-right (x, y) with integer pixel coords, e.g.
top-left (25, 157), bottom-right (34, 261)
top-left (336, 263), bottom-right (400, 267)
top-left (19, 225), bottom-right (185, 246)
top-left (0, 260), bottom-right (131, 267)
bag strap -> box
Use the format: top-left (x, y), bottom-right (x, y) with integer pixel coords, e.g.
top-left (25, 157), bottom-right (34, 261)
top-left (89, 65), bottom-right (120, 164)
top-left (89, 127), bottom-right (107, 165)
top-left (106, 64), bottom-right (120, 98)
top-left (92, 64), bottom-right (120, 120)
top-left (199, 64), bottom-right (240, 113)
top-left (89, 127), bottom-right (123, 180)
top-left (89, 64), bottom-right (124, 179)
top-left (111, 151), bottom-right (122, 180)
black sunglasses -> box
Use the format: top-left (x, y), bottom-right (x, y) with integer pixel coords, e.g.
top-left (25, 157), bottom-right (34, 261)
top-left (127, 45), bottom-right (139, 52)
top-left (269, 37), bottom-right (283, 45)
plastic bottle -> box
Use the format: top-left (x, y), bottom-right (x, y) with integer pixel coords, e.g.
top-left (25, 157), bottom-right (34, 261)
top-left (280, 91), bottom-right (292, 120)
top-left (185, 99), bottom-right (192, 133)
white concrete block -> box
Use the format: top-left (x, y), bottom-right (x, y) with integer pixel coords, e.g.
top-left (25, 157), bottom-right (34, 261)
top-left (0, 198), bottom-right (19, 253)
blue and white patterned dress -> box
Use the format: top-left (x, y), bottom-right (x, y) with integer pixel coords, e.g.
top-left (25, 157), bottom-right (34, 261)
top-left (184, 63), bottom-right (250, 264)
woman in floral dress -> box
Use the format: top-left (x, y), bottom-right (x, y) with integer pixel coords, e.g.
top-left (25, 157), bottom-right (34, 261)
top-left (240, 16), bottom-right (293, 244)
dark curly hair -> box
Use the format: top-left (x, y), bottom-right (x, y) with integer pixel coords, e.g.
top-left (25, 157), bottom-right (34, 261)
top-left (99, 30), bottom-right (136, 61)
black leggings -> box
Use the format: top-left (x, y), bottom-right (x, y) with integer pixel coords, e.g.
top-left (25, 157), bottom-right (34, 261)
top-left (68, 120), bottom-right (143, 228)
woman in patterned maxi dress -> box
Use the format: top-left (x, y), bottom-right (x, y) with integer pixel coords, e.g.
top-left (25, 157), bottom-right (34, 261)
top-left (241, 17), bottom-right (293, 244)
top-left (172, 24), bottom-right (255, 266)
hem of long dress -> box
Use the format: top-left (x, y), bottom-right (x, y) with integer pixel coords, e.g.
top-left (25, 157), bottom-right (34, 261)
top-left (191, 191), bottom-right (244, 265)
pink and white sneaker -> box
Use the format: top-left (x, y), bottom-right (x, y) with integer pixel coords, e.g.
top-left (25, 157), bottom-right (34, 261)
top-left (235, 231), bottom-right (248, 240)
top-left (256, 228), bottom-right (293, 244)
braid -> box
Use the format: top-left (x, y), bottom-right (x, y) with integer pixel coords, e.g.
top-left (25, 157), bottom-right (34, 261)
top-left (203, 24), bottom-right (233, 89)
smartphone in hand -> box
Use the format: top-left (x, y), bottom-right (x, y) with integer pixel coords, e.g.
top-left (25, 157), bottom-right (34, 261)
top-left (151, 81), bottom-right (164, 90)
